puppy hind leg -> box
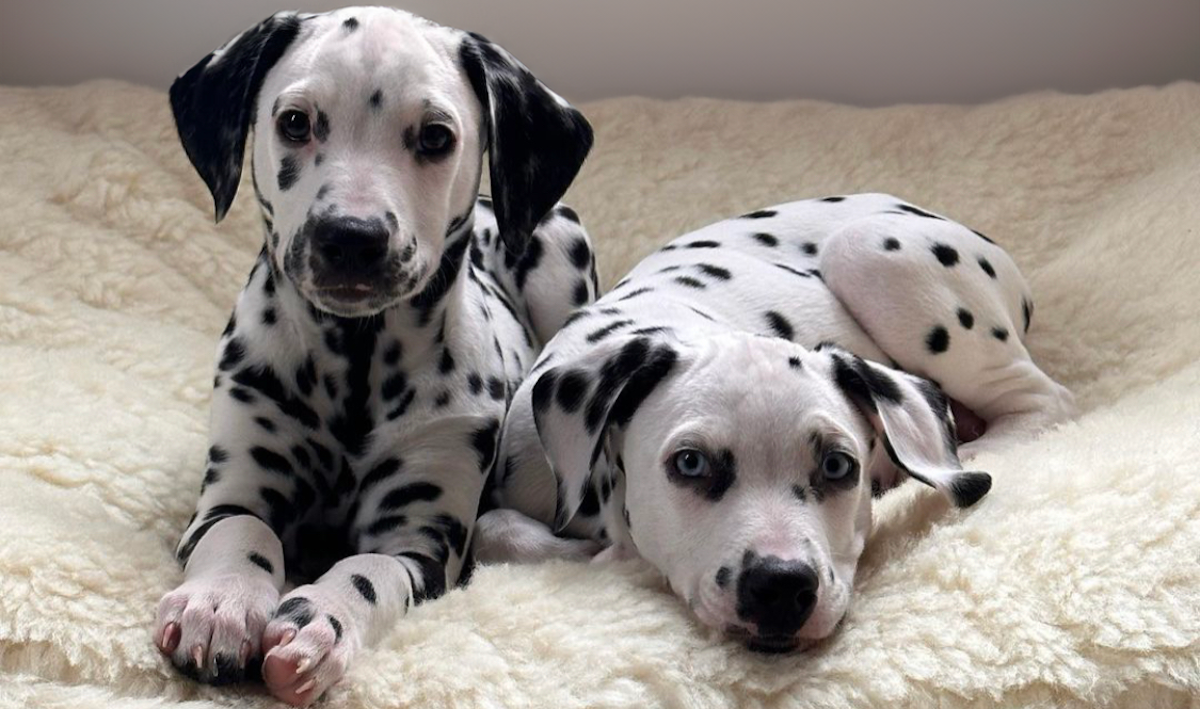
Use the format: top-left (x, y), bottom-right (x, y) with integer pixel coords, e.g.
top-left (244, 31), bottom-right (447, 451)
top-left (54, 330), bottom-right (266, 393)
top-left (821, 215), bottom-right (1075, 455)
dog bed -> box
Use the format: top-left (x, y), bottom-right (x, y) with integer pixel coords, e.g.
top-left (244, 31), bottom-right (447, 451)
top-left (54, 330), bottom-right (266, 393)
top-left (1, 79), bottom-right (1198, 709)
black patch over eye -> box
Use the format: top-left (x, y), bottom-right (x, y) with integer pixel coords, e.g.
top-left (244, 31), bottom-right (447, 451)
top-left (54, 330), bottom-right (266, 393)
top-left (278, 110), bottom-right (311, 144)
top-left (672, 449), bottom-right (709, 478)
top-left (417, 124), bottom-right (455, 156)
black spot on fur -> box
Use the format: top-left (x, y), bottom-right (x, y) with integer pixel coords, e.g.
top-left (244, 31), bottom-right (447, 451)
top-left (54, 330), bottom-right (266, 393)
top-left (1022, 299), bottom-right (1033, 333)
top-left (802, 242), bottom-right (818, 256)
top-left (992, 327), bottom-right (1009, 342)
top-left (752, 233), bottom-right (778, 247)
top-left (567, 237), bottom-right (591, 269)
top-left (742, 209), bottom-right (777, 219)
top-left (897, 204), bottom-right (944, 220)
top-left (342, 16), bottom-right (359, 30)
top-left (471, 419), bottom-right (500, 470)
top-left (313, 111), bottom-right (330, 142)
top-left (369, 89), bottom-right (383, 109)
top-left (618, 286), bottom-right (654, 302)
top-left (572, 280), bottom-right (589, 306)
top-left (788, 356), bottom-right (802, 369)
top-left (439, 348), bottom-right (455, 374)
top-left (277, 155), bottom-right (300, 191)
top-left (883, 237), bottom-right (901, 251)
top-left (487, 377), bottom-right (505, 401)
top-left (820, 196), bottom-right (845, 203)
top-left (586, 319), bottom-right (634, 343)
top-left (926, 326), bottom-right (950, 354)
top-left (254, 416), bottom-right (276, 433)
top-left (382, 372), bottom-right (408, 400)
top-left (971, 228), bottom-right (997, 245)
top-left (957, 308), bottom-right (975, 329)
top-left (716, 566), bottom-right (731, 588)
top-left (383, 340), bottom-right (402, 366)
top-left (250, 446), bottom-right (294, 477)
top-left (555, 370), bottom-right (589, 413)
top-left (248, 552), bottom-right (274, 575)
top-left (978, 257), bottom-right (997, 279)
top-left (232, 365), bottom-right (320, 429)
top-left (674, 275), bottom-right (707, 289)
top-left (218, 338), bottom-right (245, 371)
top-left (386, 389), bottom-right (416, 421)
top-left (932, 243), bottom-right (959, 266)
top-left (764, 311), bottom-right (794, 340)
top-left (793, 484), bottom-right (808, 502)
top-left (208, 445), bottom-right (229, 464)
top-left (686, 240), bottom-right (721, 249)
top-left (351, 574), bottom-right (377, 604)
top-left (399, 551), bottom-right (445, 604)
top-left (275, 597), bottom-right (315, 628)
top-left (327, 615), bottom-right (343, 642)
top-left (380, 482), bottom-right (443, 511)
top-left (697, 264), bottom-right (732, 280)
top-left (360, 457), bottom-right (403, 497)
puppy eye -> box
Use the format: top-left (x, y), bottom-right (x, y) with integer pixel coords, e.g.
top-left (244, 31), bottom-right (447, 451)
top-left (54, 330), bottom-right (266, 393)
top-left (821, 451), bottom-right (855, 481)
top-left (672, 449), bottom-right (709, 478)
top-left (277, 110), bottom-right (311, 144)
top-left (417, 124), bottom-right (454, 155)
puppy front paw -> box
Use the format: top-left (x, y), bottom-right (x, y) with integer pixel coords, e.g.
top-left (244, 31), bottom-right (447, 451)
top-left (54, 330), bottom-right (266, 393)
top-left (261, 586), bottom-right (358, 707)
top-left (155, 573), bottom-right (279, 685)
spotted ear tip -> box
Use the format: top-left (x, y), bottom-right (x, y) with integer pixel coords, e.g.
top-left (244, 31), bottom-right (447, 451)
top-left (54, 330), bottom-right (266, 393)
top-left (950, 471), bottom-right (992, 507)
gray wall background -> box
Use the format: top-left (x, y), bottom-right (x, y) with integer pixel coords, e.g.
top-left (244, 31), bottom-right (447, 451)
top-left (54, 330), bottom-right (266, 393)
top-left (2, 0), bottom-right (1198, 105)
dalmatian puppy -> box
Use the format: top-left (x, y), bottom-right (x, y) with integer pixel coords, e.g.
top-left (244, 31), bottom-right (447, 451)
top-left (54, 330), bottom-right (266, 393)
top-left (478, 193), bottom-right (1075, 652)
top-left (154, 8), bottom-right (596, 705)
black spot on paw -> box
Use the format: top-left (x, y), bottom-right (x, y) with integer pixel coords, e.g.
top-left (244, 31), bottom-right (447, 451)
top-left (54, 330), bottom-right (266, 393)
top-left (351, 574), bottom-right (377, 604)
top-left (274, 597), bottom-right (315, 628)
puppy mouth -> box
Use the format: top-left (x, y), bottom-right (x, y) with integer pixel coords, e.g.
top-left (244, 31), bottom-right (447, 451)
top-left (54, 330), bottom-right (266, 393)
top-left (316, 282), bottom-right (377, 303)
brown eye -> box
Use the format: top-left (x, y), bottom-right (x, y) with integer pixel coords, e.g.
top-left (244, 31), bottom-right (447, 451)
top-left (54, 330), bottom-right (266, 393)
top-left (278, 110), bottom-right (311, 143)
top-left (417, 124), bottom-right (454, 155)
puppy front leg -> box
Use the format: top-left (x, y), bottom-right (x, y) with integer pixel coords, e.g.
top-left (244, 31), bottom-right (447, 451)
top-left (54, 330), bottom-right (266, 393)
top-left (260, 419), bottom-right (493, 706)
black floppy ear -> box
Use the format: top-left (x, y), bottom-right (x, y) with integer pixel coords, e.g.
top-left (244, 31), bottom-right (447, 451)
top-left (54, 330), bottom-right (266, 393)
top-left (459, 32), bottom-right (594, 255)
top-left (169, 12), bottom-right (303, 222)
top-left (531, 336), bottom-right (680, 530)
top-left (814, 344), bottom-right (992, 507)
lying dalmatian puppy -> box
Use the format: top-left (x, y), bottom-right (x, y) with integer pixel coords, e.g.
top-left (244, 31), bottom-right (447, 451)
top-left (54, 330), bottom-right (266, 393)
top-left (155, 7), bottom-right (595, 704)
top-left (479, 193), bottom-right (1076, 652)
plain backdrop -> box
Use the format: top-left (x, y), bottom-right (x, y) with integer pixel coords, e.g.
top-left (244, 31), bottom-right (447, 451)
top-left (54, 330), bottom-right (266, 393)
top-left (1, 0), bottom-right (1198, 105)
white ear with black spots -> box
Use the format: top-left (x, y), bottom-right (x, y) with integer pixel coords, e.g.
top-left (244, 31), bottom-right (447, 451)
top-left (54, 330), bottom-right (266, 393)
top-left (531, 336), bottom-right (681, 530)
top-left (169, 12), bottom-right (303, 222)
top-left (815, 344), bottom-right (991, 507)
top-left (458, 32), bottom-right (594, 256)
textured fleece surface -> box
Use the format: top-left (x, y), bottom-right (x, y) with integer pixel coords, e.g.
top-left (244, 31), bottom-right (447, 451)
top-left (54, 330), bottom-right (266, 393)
top-left (1, 79), bottom-right (1199, 709)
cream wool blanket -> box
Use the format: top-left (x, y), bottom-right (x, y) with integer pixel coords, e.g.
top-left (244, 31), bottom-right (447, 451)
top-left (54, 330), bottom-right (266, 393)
top-left (1, 79), bottom-right (1198, 709)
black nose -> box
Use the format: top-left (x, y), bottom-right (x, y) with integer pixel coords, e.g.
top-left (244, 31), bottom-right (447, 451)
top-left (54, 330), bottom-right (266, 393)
top-left (736, 557), bottom-right (819, 635)
top-left (311, 217), bottom-right (389, 274)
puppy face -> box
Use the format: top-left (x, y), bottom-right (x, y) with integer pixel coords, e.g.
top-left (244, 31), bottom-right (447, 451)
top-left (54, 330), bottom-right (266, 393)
top-left (170, 8), bottom-right (592, 318)
top-left (615, 336), bottom-right (874, 651)
top-left (533, 332), bottom-right (989, 652)
top-left (250, 10), bottom-right (482, 316)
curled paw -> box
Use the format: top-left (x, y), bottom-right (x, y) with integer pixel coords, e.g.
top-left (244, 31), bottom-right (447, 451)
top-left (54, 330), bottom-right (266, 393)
top-left (261, 591), bottom-right (355, 706)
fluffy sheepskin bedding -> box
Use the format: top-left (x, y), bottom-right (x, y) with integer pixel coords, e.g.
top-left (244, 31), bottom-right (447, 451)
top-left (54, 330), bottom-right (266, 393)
top-left (2, 79), bottom-right (1199, 709)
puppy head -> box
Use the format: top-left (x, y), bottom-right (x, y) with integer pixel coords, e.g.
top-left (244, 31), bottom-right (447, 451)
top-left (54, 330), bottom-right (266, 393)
top-left (532, 331), bottom-right (989, 652)
top-left (170, 8), bottom-right (592, 317)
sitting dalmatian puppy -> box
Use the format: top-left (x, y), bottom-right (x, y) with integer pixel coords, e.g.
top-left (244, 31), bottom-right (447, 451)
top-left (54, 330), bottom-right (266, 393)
top-left (155, 8), bottom-right (596, 705)
top-left (478, 194), bottom-right (1076, 652)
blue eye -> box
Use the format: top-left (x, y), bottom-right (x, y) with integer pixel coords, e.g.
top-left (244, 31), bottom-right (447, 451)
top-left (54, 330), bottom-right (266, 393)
top-left (821, 451), bottom-right (855, 480)
top-left (673, 449), bottom-right (709, 478)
